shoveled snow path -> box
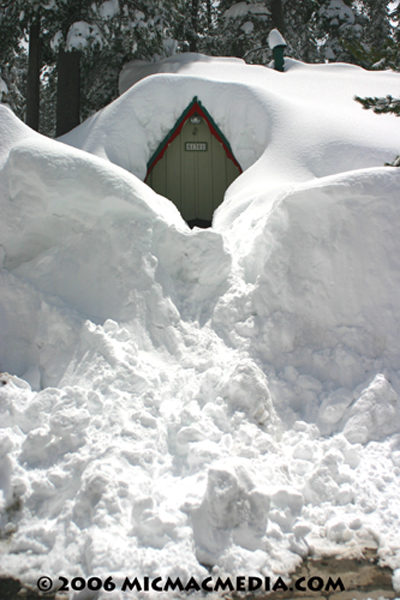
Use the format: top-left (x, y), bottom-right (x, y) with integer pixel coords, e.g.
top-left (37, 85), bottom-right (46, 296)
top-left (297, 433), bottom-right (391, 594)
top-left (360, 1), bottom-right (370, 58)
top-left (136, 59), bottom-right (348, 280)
top-left (1, 56), bottom-right (400, 599)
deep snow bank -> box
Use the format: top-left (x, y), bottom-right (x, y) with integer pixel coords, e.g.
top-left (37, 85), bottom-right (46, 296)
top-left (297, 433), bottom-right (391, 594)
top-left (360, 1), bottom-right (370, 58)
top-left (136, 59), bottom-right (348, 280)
top-left (214, 168), bottom-right (400, 386)
top-left (0, 117), bottom-right (231, 380)
top-left (1, 57), bottom-right (400, 598)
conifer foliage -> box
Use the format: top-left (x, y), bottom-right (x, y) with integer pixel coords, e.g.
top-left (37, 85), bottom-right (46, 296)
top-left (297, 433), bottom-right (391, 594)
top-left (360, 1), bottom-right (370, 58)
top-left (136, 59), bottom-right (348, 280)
top-left (352, 1), bottom-right (400, 159)
top-left (0, 0), bottom-right (167, 135)
top-left (354, 95), bottom-right (400, 117)
top-left (0, 0), bottom-right (398, 137)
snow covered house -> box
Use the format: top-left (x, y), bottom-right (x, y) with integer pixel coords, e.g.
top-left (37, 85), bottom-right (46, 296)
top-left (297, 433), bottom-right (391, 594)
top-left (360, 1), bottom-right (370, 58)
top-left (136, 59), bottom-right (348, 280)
top-left (118, 56), bottom-right (243, 227)
top-left (145, 96), bottom-right (242, 228)
top-left (3, 51), bottom-right (400, 597)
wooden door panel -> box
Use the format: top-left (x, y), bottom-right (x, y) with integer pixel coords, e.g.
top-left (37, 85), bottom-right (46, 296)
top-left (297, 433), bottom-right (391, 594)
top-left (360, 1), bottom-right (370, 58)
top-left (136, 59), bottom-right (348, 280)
top-left (146, 108), bottom-right (241, 225)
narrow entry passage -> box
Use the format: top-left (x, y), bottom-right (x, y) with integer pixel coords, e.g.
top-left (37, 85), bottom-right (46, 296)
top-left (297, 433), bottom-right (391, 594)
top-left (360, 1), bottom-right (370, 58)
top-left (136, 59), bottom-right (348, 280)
top-left (145, 97), bottom-right (242, 228)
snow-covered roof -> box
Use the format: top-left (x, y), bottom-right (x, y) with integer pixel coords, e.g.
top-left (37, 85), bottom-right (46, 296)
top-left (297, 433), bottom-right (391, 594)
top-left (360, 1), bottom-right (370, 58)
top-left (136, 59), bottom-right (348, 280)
top-left (119, 52), bottom-right (244, 95)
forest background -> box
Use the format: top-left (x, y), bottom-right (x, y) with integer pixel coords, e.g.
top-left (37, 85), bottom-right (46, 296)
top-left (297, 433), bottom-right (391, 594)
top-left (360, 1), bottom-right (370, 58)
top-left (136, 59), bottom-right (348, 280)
top-left (0, 0), bottom-right (399, 138)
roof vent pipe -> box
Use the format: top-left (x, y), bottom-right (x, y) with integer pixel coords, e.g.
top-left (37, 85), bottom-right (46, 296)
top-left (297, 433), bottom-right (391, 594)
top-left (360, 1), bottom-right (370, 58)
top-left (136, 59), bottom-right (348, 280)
top-left (268, 29), bottom-right (287, 72)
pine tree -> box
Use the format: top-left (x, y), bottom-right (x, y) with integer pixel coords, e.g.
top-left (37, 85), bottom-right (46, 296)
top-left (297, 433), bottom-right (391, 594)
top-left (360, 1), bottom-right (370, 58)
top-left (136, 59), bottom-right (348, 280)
top-left (79, 0), bottom-right (167, 122)
top-left (282, 0), bottom-right (319, 62)
top-left (351, 2), bottom-right (400, 110)
top-left (41, 0), bottom-right (103, 135)
top-left (314, 0), bottom-right (364, 63)
top-left (1, 1), bottom-right (58, 130)
top-left (42, 0), bottom-right (167, 135)
top-left (214, 0), bottom-right (274, 61)
top-left (343, 0), bottom-right (394, 69)
top-left (354, 92), bottom-right (400, 165)
top-left (26, 17), bottom-right (41, 130)
top-left (161, 0), bottom-right (217, 54)
top-left (1, 0), bottom-right (169, 135)
top-left (363, 0), bottom-right (391, 53)
top-left (353, 2), bottom-right (400, 165)
top-left (0, 50), bottom-right (27, 120)
top-left (0, 0), bottom-right (37, 125)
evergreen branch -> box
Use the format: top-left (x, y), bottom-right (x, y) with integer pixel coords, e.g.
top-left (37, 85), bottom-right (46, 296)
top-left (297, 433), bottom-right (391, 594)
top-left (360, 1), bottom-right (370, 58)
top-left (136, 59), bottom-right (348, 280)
top-left (243, 45), bottom-right (270, 61)
top-left (354, 94), bottom-right (400, 116)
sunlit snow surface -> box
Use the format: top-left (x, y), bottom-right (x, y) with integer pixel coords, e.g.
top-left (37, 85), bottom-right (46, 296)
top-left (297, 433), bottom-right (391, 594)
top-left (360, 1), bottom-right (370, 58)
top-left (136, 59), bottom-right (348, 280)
top-left (1, 55), bottom-right (400, 598)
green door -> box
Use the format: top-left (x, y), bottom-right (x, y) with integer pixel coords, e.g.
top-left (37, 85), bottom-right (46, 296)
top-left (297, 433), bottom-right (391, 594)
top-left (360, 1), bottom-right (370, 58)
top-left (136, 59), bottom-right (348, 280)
top-left (147, 113), bottom-right (241, 226)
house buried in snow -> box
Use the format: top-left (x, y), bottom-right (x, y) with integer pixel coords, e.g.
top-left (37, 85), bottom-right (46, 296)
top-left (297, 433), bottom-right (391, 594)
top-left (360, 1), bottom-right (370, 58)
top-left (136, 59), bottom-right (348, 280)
top-left (117, 38), bottom-right (288, 228)
top-left (145, 96), bottom-right (242, 228)
top-left (119, 58), bottom-right (244, 228)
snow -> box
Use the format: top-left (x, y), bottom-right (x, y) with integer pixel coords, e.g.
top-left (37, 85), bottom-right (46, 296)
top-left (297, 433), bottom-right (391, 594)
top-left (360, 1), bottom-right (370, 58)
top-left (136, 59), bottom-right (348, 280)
top-left (0, 76), bottom-right (7, 102)
top-left (99, 0), bottom-right (119, 20)
top-left (268, 29), bottom-right (286, 49)
top-left (1, 54), bottom-right (400, 598)
top-left (66, 21), bottom-right (103, 51)
top-left (241, 21), bottom-right (254, 35)
top-left (224, 2), bottom-right (271, 19)
top-left (118, 53), bottom-right (245, 96)
top-left (320, 0), bottom-right (355, 25)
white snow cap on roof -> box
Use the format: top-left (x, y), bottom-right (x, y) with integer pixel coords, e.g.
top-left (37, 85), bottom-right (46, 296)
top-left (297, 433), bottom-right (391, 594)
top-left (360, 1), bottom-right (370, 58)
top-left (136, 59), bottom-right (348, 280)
top-left (118, 53), bottom-right (244, 95)
top-left (268, 28), bottom-right (287, 49)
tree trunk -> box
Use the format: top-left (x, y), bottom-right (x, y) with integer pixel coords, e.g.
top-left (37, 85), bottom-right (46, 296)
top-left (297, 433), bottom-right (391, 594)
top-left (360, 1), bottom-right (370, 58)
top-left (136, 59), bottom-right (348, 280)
top-left (270, 0), bottom-right (285, 33)
top-left (206, 0), bottom-right (212, 29)
top-left (56, 48), bottom-right (81, 137)
top-left (26, 19), bottom-right (40, 131)
top-left (189, 0), bottom-right (199, 52)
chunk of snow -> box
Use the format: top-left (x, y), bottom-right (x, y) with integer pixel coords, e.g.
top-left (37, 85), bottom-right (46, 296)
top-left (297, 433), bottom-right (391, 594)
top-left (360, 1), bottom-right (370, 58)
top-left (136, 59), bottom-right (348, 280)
top-left (241, 21), bottom-right (254, 34)
top-left (268, 28), bottom-right (286, 49)
top-left (66, 21), bottom-right (102, 51)
top-left (99, 0), bottom-right (119, 19)
top-left (224, 2), bottom-right (270, 18)
top-left (342, 374), bottom-right (400, 444)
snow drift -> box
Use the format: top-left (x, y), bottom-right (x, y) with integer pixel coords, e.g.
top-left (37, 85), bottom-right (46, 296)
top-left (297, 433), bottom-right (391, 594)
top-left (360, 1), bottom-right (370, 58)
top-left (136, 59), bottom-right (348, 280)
top-left (1, 55), bottom-right (400, 598)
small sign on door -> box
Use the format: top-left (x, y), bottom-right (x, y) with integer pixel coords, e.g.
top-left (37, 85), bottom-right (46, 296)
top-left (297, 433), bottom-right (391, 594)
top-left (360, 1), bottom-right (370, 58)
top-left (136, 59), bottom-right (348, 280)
top-left (185, 142), bottom-right (208, 151)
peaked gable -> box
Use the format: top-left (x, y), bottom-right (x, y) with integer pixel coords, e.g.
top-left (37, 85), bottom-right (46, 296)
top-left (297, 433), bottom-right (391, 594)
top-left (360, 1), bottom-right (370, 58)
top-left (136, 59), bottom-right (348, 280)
top-left (146, 96), bottom-right (242, 178)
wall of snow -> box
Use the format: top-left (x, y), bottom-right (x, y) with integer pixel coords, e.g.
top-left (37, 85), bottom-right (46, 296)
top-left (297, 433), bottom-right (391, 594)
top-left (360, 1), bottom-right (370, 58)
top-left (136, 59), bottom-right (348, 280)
top-left (0, 111), bottom-right (232, 384)
top-left (216, 168), bottom-right (400, 376)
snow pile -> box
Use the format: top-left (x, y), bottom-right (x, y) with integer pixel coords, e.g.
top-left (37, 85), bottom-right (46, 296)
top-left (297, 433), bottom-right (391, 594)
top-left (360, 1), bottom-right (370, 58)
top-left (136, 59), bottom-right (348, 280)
top-left (216, 169), bottom-right (400, 385)
top-left (1, 55), bottom-right (400, 598)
